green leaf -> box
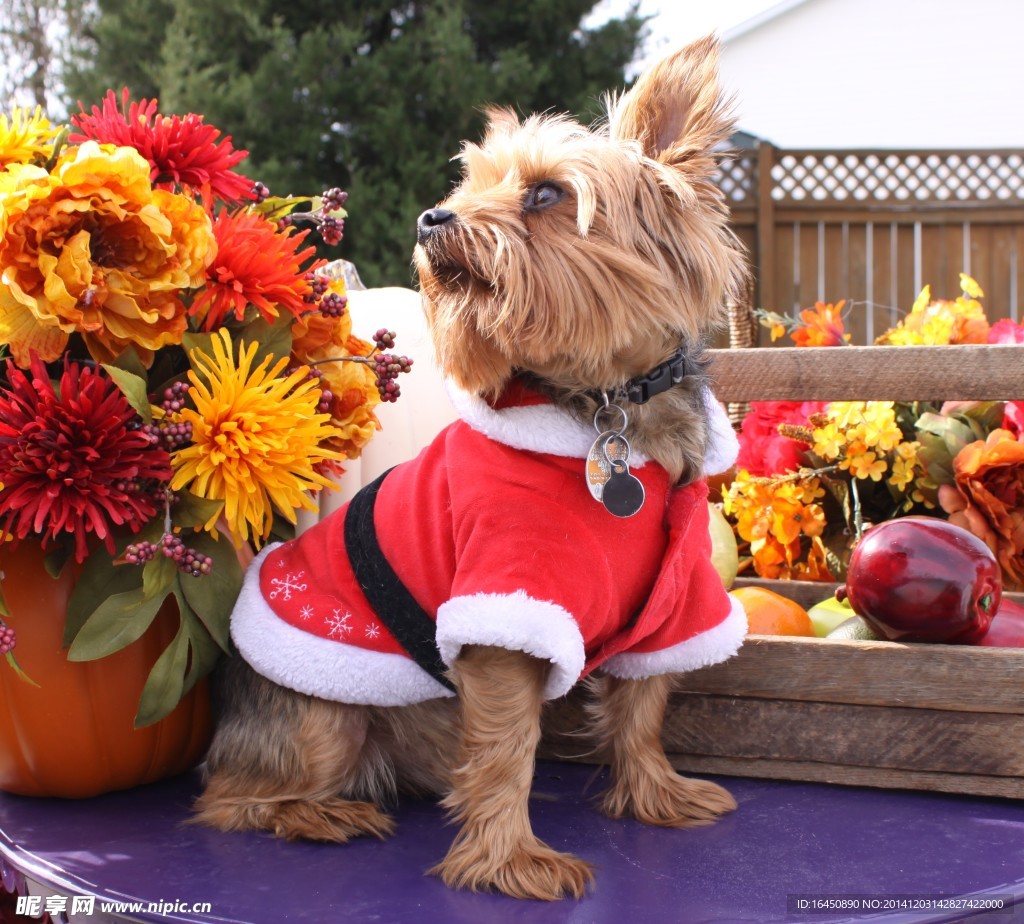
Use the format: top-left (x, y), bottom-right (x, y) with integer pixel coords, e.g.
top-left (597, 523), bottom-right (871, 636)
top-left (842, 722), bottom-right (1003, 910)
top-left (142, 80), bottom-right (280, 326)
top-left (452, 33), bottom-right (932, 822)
top-left (179, 533), bottom-right (242, 652)
top-left (915, 432), bottom-right (955, 487)
top-left (134, 616), bottom-right (190, 728)
top-left (5, 651), bottom-right (40, 687)
top-left (43, 542), bottom-right (72, 579)
top-left (915, 412), bottom-right (978, 458)
top-left (959, 401), bottom-right (1005, 434)
top-left (64, 534), bottom-right (154, 648)
top-left (143, 552), bottom-right (177, 601)
top-left (175, 594), bottom-right (223, 694)
top-left (0, 581), bottom-right (9, 619)
top-left (109, 346), bottom-right (148, 380)
top-left (67, 585), bottom-right (166, 661)
top-left (237, 311), bottom-right (293, 369)
top-left (101, 364), bottom-right (153, 424)
top-left (250, 194), bottom-right (312, 222)
top-left (174, 491), bottom-right (225, 531)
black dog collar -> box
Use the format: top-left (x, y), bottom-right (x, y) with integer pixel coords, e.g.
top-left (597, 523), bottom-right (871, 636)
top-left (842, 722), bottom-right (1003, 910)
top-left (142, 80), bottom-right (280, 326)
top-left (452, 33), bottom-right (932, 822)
top-left (610, 348), bottom-right (691, 405)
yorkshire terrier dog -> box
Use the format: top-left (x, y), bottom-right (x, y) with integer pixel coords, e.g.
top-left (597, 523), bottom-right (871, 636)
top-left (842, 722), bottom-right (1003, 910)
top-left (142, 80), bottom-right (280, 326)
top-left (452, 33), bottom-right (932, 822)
top-left (195, 36), bottom-right (748, 901)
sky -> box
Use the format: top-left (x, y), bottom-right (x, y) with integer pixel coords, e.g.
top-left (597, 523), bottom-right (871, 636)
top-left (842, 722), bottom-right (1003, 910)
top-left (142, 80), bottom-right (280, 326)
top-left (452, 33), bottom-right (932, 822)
top-left (587, 0), bottom-right (784, 71)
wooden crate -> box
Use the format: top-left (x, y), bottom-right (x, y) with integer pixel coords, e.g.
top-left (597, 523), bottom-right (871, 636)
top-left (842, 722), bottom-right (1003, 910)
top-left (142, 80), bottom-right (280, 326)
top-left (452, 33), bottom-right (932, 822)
top-left (543, 344), bottom-right (1024, 799)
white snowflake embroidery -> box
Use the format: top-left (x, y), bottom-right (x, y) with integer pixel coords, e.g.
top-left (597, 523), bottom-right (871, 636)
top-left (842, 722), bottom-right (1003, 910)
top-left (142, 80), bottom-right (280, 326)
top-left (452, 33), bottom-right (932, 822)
top-left (364, 622), bottom-right (381, 640)
top-left (269, 571), bottom-right (307, 601)
top-left (326, 609), bottom-right (353, 638)
top-left (298, 604), bottom-right (315, 621)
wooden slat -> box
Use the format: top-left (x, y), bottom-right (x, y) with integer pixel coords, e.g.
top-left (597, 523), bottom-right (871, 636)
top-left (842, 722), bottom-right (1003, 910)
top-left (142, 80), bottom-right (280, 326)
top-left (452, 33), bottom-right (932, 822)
top-left (708, 343), bottom-right (1024, 403)
top-left (673, 636), bottom-right (1024, 714)
top-left (666, 755), bottom-right (1024, 800)
top-left (660, 695), bottom-right (1024, 777)
top-left (540, 694), bottom-right (1024, 798)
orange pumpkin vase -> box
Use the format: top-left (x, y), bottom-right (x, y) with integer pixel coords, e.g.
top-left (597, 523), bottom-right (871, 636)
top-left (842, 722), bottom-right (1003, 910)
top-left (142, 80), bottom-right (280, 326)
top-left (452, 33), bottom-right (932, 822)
top-left (0, 541), bottom-right (212, 798)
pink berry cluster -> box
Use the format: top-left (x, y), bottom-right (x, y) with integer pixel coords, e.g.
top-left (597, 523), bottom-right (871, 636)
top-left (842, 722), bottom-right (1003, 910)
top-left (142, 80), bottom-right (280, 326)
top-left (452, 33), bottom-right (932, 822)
top-left (302, 272), bottom-right (348, 319)
top-left (125, 534), bottom-right (213, 577)
top-left (142, 383), bottom-right (193, 450)
top-left (250, 181), bottom-right (270, 204)
top-left (321, 187), bottom-right (349, 211)
top-left (317, 188), bottom-right (348, 246)
top-left (304, 271), bottom-right (329, 304)
top-left (318, 215), bottom-right (344, 246)
top-left (0, 621), bottom-right (15, 656)
top-left (372, 328), bottom-right (413, 403)
top-left (287, 365), bottom-right (334, 414)
top-left (321, 290), bottom-right (348, 318)
top-left (276, 187), bottom-right (348, 245)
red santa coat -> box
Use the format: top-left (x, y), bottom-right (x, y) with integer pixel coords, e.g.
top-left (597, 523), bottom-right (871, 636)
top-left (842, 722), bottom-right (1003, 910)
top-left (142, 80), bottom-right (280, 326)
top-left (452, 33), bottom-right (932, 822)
top-left (231, 381), bottom-right (746, 705)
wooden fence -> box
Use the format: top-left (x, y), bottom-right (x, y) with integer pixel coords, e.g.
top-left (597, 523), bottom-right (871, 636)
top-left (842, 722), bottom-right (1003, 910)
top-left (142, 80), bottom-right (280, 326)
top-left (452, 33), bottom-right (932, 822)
top-left (718, 144), bottom-right (1024, 346)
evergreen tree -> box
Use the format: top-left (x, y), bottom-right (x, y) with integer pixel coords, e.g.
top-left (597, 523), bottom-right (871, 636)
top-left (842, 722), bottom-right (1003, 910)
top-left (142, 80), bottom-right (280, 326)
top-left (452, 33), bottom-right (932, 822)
top-left (64, 0), bottom-right (646, 286)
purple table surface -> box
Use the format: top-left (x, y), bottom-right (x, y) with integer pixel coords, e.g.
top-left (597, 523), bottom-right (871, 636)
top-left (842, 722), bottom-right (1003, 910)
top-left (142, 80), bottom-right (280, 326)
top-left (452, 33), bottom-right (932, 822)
top-left (2, 761), bottom-right (1023, 924)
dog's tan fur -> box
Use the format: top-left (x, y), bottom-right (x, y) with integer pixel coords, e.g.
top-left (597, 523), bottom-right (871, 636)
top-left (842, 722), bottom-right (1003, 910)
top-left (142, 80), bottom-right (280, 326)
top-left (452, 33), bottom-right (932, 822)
top-left (196, 36), bottom-right (745, 900)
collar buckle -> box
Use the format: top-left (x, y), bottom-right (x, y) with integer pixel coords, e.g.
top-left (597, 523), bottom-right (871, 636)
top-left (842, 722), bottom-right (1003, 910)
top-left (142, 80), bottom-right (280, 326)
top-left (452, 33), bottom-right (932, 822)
top-left (620, 349), bottom-right (689, 405)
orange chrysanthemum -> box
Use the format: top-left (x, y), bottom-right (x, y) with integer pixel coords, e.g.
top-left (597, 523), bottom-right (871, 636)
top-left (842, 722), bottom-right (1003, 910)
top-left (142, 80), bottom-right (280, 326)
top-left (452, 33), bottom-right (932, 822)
top-left (188, 209), bottom-right (322, 331)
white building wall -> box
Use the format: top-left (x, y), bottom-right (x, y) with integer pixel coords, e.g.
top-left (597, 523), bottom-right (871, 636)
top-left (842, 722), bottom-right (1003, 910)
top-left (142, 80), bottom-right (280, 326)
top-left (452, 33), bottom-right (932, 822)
top-left (719, 0), bottom-right (1024, 148)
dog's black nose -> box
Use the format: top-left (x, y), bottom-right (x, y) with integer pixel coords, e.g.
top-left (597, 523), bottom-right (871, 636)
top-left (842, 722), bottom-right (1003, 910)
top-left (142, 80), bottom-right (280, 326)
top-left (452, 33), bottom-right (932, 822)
top-left (417, 208), bottom-right (455, 242)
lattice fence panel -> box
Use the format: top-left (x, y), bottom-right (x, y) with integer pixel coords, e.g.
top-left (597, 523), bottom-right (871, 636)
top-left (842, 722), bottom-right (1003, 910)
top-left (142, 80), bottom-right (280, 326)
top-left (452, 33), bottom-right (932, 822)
top-left (714, 153), bottom-right (757, 205)
top-left (770, 152), bottom-right (1024, 203)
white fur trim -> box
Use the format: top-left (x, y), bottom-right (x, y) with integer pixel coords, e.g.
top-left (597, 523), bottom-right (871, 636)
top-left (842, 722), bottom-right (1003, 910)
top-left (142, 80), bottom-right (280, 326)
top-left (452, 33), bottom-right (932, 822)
top-left (703, 387), bottom-right (739, 476)
top-left (231, 545), bottom-right (454, 706)
top-left (600, 595), bottom-right (747, 679)
top-left (435, 592), bottom-right (586, 700)
top-left (448, 381), bottom-right (737, 475)
top-left (445, 382), bottom-right (641, 461)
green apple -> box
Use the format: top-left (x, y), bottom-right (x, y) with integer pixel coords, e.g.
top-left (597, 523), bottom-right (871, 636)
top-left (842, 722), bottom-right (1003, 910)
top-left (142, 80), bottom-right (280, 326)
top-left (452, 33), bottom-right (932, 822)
top-left (707, 502), bottom-right (738, 589)
top-left (807, 594), bottom-right (856, 638)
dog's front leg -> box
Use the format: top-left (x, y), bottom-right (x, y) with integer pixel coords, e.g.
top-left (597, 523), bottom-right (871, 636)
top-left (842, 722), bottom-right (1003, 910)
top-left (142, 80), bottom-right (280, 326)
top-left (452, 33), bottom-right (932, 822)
top-left (430, 644), bottom-right (593, 900)
top-left (593, 673), bottom-right (736, 826)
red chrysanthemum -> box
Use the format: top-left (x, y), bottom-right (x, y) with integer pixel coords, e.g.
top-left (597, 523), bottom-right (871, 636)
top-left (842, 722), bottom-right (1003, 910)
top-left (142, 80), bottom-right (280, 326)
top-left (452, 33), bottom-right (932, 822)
top-left (188, 209), bottom-right (324, 331)
top-left (69, 88), bottom-right (254, 203)
top-left (0, 358), bottom-right (172, 562)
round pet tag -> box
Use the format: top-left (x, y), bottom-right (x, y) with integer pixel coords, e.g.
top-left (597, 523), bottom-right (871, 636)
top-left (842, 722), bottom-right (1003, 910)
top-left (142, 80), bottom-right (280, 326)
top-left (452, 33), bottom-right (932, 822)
top-left (602, 461), bottom-right (645, 518)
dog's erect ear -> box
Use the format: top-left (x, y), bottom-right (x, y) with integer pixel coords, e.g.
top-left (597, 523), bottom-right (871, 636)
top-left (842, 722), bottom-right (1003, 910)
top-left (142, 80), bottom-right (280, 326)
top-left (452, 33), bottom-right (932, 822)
top-left (609, 35), bottom-right (733, 168)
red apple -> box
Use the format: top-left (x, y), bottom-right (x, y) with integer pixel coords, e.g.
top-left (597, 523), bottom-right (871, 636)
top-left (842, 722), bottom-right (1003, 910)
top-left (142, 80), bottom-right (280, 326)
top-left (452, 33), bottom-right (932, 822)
top-left (841, 517), bottom-right (1000, 643)
top-left (978, 598), bottom-right (1024, 648)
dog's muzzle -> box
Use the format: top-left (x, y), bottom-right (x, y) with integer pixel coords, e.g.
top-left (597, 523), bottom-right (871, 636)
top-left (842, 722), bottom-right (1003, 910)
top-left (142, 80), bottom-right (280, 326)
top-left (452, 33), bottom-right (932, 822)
top-left (417, 207), bottom-right (455, 244)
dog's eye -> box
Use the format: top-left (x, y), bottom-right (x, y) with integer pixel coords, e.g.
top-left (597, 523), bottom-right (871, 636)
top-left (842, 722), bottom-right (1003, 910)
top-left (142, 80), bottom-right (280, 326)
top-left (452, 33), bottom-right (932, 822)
top-left (525, 182), bottom-right (564, 211)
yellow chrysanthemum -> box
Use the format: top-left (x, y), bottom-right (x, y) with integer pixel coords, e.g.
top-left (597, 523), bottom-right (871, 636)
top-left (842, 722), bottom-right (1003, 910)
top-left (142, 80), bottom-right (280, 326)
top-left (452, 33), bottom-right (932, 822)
top-left (0, 106), bottom-right (61, 169)
top-left (170, 329), bottom-right (345, 546)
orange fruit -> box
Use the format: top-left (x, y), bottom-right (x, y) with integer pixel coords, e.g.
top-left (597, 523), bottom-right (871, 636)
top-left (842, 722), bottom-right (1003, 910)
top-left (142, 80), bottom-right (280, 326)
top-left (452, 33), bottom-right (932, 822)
top-left (730, 586), bottom-right (816, 637)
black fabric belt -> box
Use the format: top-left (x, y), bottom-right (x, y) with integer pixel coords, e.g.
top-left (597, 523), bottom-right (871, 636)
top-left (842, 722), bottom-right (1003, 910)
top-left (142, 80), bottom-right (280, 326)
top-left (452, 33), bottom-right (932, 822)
top-left (343, 468), bottom-right (456, 692)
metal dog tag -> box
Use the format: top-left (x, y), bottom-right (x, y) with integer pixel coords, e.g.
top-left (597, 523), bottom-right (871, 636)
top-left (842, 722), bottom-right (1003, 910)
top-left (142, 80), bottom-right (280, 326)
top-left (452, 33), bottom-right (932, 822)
top-left (586, 431), bottom-right (630, 502)
top-left (603, 460), bottom-right (645, 518)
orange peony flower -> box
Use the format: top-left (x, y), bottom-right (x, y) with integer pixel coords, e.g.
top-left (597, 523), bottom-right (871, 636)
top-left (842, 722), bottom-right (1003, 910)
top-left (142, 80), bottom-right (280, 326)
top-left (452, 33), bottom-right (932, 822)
top-left (0, 141), bottom-right (215, 366)
top-left (938, 429), bottom-right (1024, 590)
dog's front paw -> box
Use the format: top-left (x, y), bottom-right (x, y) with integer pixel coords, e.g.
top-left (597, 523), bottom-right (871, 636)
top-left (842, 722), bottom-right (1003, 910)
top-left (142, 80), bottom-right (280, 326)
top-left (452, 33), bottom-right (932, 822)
top-left (602, 770), bottom-right (736, 828)
top-left (430, 833), bottom-right (594, 900)
top-left (269, 797), bottom-right (395, 843)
